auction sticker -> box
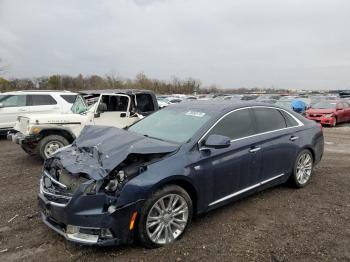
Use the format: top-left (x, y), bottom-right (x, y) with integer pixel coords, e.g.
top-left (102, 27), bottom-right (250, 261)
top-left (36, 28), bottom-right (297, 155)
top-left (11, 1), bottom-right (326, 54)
top-left (185, 111), bottom-right (206, 117)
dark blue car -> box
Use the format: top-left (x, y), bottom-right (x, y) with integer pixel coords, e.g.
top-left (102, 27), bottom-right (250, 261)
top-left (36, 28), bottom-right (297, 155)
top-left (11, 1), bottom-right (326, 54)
top-left (38, 101), bottom-right (324, 248)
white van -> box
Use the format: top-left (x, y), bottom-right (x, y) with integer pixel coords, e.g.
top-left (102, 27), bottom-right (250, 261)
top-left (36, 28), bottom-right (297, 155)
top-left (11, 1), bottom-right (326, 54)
top-left (0, 90), bottom-right (77, 135)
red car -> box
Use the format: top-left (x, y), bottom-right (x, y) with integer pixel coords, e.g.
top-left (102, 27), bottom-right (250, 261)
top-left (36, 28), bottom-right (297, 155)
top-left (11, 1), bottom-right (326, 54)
top-left (305, 100), bottom-right (350, 127)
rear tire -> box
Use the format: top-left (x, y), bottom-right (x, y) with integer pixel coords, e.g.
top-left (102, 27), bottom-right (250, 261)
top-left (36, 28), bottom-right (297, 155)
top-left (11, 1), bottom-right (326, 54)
top-left (137, 185), bottom-right (193, 248)
top-left (38, 135), bottom-right (69, 160)
top-left (289, 149), bottom-right (314, 188)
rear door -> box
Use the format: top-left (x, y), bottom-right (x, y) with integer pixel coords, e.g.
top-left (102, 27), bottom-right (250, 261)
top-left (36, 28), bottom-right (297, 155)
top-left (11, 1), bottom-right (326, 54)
top-left (93, 94), bottom-right (137, 128)
top-left (27, 94), bottom-right (60, 114)
top-left (251, 107), bottom-right (301, 181)
top-left (0, 95), bottom-right (28, 129)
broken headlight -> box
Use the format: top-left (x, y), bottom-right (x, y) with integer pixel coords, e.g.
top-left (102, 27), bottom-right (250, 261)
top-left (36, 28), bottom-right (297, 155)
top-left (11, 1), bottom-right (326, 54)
top-left (105, 170), bottom-right (125, 192)
top-left (84, 181), bottom-right (97, 195)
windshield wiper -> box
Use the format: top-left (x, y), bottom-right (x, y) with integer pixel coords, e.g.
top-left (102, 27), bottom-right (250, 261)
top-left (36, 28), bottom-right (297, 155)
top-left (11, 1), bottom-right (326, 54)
top-left (143, 134), bottom-right (166, 142)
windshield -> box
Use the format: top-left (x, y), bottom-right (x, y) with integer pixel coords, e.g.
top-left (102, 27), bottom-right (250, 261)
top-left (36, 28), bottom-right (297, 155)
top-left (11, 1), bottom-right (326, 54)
top-left (71, 95), bottom-right (89, 114)
top-left (312, 101), bottom-right (336, 109)
top-left (128, 108), bottom-right (212, 143)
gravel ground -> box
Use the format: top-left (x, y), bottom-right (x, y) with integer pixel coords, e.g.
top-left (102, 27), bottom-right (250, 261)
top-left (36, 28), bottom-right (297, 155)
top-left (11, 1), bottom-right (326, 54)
top-left (0, 126), bottom-right (349, 262)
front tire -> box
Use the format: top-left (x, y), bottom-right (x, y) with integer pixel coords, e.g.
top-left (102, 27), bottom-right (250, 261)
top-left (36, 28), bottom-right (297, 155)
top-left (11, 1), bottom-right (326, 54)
top-left (138, 185), bottom-right (193, 248)
top-left (38, 135), bottom-right (69, 160)
top-left (289, 149), bottom-right (314, 188)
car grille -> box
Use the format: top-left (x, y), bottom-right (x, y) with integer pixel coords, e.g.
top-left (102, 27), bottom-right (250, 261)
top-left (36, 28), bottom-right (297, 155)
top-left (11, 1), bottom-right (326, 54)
top-left (18, 117), bottom-right (30, 133)
top-left (41, 168), bottom-right (88, 206)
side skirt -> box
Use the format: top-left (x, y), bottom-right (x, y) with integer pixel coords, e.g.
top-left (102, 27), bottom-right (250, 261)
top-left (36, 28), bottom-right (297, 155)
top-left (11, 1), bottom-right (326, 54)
top-left (208, 173), bottom-right (287, 208)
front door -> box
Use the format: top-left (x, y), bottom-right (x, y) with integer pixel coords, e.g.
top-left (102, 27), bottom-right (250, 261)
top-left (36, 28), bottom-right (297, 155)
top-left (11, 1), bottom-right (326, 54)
top-left (93, 94), bottom-right (138, 128)
top-left (196, 108), bottom-right (262, 207)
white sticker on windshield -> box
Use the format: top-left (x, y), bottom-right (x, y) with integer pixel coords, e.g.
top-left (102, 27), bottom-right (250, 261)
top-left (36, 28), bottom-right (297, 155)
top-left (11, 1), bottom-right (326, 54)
top-left (185, 111), bottom-right (206, 117)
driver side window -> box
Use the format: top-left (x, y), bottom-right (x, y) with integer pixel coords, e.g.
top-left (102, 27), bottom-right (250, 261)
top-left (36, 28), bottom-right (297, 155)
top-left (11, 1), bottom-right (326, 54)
top-left (100, 95), bottom-right (129, 112)
top-left (207, 108), bottom-right (255, 141)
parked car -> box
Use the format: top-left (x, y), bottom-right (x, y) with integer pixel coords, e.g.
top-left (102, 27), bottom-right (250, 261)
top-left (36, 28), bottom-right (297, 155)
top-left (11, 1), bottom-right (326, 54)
top-left (8, 89), bottom-right (158, 159)
top-left (0, 91), bottom-right (77, 135)
top-left (305, 100), bottom-right (350, 127)
top-left (38, 101), bottom-right (324, 247)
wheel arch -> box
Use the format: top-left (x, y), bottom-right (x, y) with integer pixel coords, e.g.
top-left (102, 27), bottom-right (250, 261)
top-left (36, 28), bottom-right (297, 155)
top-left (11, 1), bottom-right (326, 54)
top-left (39, 128), bottom-right (76, 143)
top-left (151, 177), bottom-right (199, 215)
top-left (300, 146), bottom-right (316, 163)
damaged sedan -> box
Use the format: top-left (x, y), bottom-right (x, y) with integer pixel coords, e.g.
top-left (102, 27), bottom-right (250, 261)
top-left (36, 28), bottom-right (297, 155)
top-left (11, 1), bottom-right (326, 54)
top-left (38, 101), bottom-right (324, 247)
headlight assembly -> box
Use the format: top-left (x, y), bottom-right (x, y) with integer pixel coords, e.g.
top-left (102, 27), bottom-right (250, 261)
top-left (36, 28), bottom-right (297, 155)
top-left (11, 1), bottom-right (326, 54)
top-left (84, 181), bottom-right (97, 195)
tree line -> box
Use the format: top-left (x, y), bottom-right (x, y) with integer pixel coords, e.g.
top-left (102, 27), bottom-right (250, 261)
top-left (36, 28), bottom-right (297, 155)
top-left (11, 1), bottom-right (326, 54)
top-left (0, 59), bottom-right (289, 95)
top-left (0, 72), bottom-right (205, 94)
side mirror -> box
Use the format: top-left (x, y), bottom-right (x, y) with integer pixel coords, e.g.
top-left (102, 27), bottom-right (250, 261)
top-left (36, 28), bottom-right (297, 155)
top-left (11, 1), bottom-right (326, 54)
top-left (97, 102), bottom-right (107, 113)
top-left (204, 134), bottom-right (231, 149)
top-left (0, 103), bottom-right (3, 108)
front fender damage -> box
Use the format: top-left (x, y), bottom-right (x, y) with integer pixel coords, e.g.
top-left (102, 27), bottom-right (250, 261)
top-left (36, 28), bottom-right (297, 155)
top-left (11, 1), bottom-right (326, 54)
top-left (44, 125), bottom-right (178, 194)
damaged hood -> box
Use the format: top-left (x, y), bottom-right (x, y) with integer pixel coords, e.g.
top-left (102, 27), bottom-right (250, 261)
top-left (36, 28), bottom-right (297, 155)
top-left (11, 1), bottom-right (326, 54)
top-left (52, 125), bottom-right (179, 180)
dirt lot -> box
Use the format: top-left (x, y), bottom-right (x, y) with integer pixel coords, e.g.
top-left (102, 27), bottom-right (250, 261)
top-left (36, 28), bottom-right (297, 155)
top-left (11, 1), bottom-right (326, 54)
top-left (0, 126), bottom-right (349, 262)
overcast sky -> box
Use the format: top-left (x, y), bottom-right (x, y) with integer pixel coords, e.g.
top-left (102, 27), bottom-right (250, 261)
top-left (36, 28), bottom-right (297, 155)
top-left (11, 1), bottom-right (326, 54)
top-left (0, 0), bottom-right (349, 90)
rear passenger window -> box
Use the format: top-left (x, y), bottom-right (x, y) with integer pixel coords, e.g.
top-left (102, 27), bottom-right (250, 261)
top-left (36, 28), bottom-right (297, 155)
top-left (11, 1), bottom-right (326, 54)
top-left (60, 95), bottom-right (77, 103)
top-left (280, 110), bottom-right (299, 127)
top-left (253, 108), bottom-right (287, 133)
top-left (207, 109), bottom-right (255, 140)
top-left (29, 95), bottom-right (57, 105)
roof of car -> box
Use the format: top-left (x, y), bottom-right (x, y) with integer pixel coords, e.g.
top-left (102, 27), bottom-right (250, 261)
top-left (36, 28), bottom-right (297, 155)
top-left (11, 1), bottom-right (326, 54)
top-left (1, 90), bottom-right (76, 95)
top-left (79, 89), bottom-right (155, 95)
top-left (168, 100), bottom-right (291, 114)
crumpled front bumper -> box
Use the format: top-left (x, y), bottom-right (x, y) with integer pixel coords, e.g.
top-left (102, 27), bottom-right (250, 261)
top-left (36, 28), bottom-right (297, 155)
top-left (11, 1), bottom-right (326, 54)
top-left (38, 186), bottom-right (145, 246)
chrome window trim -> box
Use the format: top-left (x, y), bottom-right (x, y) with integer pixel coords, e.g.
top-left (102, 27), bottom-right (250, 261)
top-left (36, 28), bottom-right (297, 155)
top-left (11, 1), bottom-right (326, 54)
top-left (209, 173), bottom-right (285, 206)
top-left (198, 106), bottom-right (304, 146)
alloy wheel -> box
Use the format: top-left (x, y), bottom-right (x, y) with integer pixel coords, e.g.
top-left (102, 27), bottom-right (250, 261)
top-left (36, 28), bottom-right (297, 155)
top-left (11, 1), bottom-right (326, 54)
top-left (146, 194), bottom-right (189, 245)
top-left (296, 152), bottom-right (313, 185)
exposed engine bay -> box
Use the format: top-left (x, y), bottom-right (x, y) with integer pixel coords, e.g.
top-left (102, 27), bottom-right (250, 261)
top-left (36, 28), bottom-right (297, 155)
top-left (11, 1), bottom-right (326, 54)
top-left (103, 153), bottom-right (166, 194)
top-left (43, 152), bottom-right (169, 198)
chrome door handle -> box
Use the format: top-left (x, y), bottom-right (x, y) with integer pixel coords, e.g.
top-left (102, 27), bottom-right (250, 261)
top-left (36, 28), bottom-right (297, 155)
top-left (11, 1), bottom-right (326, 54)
top-left (290, 136), bottom-right (299, 141)
top-left (249, 147), bottom-right (261, 153)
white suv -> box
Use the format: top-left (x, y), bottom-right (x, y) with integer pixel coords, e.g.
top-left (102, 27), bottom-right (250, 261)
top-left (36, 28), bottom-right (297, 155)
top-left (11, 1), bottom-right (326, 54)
top-left (0, 91), bottom-right (77, 135)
